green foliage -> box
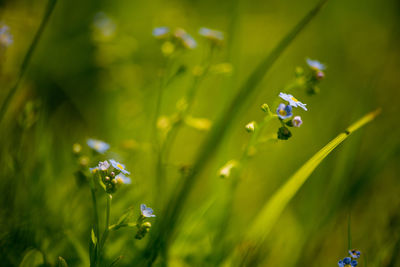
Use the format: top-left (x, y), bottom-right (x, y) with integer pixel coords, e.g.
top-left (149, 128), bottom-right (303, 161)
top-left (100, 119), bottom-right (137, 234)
top-left (0, 0), bottom-right (399, 266)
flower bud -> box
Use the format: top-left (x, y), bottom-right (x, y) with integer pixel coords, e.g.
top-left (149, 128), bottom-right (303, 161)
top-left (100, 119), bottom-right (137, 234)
top-left (79, 156), bottom-right (89, 167)
top-left (161, 41), bottom-right (175, 56)
top-left (277, 127), bottom-right (292, 140)
top-left (316, 70), bottom-right (325, 80)
top-left (295, 66), bottom-right (304, 77)
top-left (218, 160), bottom-right (238, 179)
top-left (72, 143), bottom-right (82, 154)
top-left (245, 121), bottom-right (256, 133)
top-left (142, 222), bottom-right (152, 229)
top-left (292, 116), bottom-right (303, 127)
top-left (260, 103), bottom-right (270, 113)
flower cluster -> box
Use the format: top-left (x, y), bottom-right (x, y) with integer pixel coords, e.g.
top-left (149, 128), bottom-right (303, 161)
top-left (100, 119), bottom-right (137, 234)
top-left (153, 26), bottom-right (197, 54)
top-left (338, 249), bottom-right (361, 267)
top-left (0, 24), bottom-right (13, 48)
top-left (276, 92), bottom-right (306, 140)
top-left (291, 58), bottom-right (326, 95)
top-left (91, 159), bottom-right (131, 194)
top-left (135, 204), bottom-right (156, 239)
top-left (153, 26), bottom-right (225, 56)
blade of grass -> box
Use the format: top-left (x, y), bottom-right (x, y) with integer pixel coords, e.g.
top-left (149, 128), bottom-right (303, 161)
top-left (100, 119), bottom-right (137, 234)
top-left (0, 0), bottom-right (58, 125)
top-left (348, 212), bottom-right (352, 250)
top-left (246, 109), bottom-right (381, 246)
top-left (140, 0), bottom-right (329, 264)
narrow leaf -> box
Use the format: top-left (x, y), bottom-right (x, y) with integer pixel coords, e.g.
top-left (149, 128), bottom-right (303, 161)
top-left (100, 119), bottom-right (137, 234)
top-left (19, 249), bottom-right (44, 267)
top-left (246, 109), bottom-right (380, 244)
top-left (91, 228), bottom-right (97, 245)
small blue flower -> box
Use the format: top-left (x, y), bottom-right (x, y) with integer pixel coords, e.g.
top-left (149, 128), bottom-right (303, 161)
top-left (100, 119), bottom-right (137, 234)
top-left (349, 249), bottom-right (361, 259)
top-left (338, 260), bottom-right (344, 267)
top-left (115, 173), bottom-right (131, 184)
top-left (276, 103), bottom-right (293, 120)
top-left (109, 159), bottom-right (130, 175)
top-left (343, 257), bottom-right (351, 265)
top-left (87, 139), bottom-right (110, 154)
top-left (152, 26), bottom-right (170, 39)
top-left (98, 160), bottom-right (110, 171)
top-left (199, 27), bottom-right (224, 42)
top-left (279, 92), bottom-right (307, 111)
top-left (351, 260), bottom-right (358, 266)
top-left (0, 24), bottom-right (13, 47)
top-left (306, 58), bottom-right (326, 71)
top-left (141, 204), bottom-right (156, 217)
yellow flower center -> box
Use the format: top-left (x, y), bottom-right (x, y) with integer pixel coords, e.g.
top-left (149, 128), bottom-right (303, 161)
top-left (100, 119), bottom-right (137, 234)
top-left (117, 163), bottom-right (124, 170)
top-left (290, 96), bottom-right (298, 102)
top-left (279, 109), bottom-right (286, 116)
top-left (94, 142), bottom-right (101, 150)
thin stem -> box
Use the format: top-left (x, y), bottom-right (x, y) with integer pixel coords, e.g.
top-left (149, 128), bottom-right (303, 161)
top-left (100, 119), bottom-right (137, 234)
top-left (99, 194), bottom-right (112, 262)
top-left (155, 47), bottom-right (215, 204)
top-left (162, 47), bottom-right (215, 164)
top-left (0, 0), bottom-right (58, 125)
top-left (152, 57), bottom-right (171, 143)
top-left (90, 177), bottom-right (100, 267)
top-left (209, 115), bottom-right (273, 264)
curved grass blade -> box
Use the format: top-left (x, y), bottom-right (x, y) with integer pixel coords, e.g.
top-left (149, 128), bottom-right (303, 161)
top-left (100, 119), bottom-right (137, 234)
top-left (0, 0), bottom-right (58, 124)
top-left (246, 109), bottom-right (381, 246)
top-left (140, 0), bottom-right (329, 264)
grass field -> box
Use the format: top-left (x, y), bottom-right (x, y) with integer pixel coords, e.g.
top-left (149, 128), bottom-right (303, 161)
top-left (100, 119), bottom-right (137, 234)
top-left (1, 0), bottom-right (400, 266)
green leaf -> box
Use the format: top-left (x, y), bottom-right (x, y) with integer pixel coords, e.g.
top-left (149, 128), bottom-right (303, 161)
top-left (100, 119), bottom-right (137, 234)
top-left (19, 249), bottom-right (44, 267)
top-left (91, 228), bottom-right (97, 245)
top-left (246, 109), bottom-right (380, 245)
top-left (57, 256), bottom-right (68, 267)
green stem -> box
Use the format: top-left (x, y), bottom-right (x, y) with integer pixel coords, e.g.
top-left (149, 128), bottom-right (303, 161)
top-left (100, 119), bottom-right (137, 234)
top-left (211, 115), bottom-right (272, 261)
top-left (155, 48), bottom-right (215, 204)
top-left (0, 0), bottom-right (58, 125)
top-left (162, 47), bottom-right (215, 164)
top-left (90, 177), bottom-right (100, 267)
top-left (99, 194), bottom-right (112, 262)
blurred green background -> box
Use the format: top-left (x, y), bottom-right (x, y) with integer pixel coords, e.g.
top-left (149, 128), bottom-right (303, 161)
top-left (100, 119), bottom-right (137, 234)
top-left (1, 0), bottom-right (400, 266)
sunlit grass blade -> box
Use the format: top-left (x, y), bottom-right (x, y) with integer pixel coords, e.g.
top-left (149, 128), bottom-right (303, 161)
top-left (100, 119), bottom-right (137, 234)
top-left (246, 109), bottom-right (381, 247)
top-left (0, 0), bottom-right (58, 125)
top-left (140, 0), bottom-right (329, 264)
